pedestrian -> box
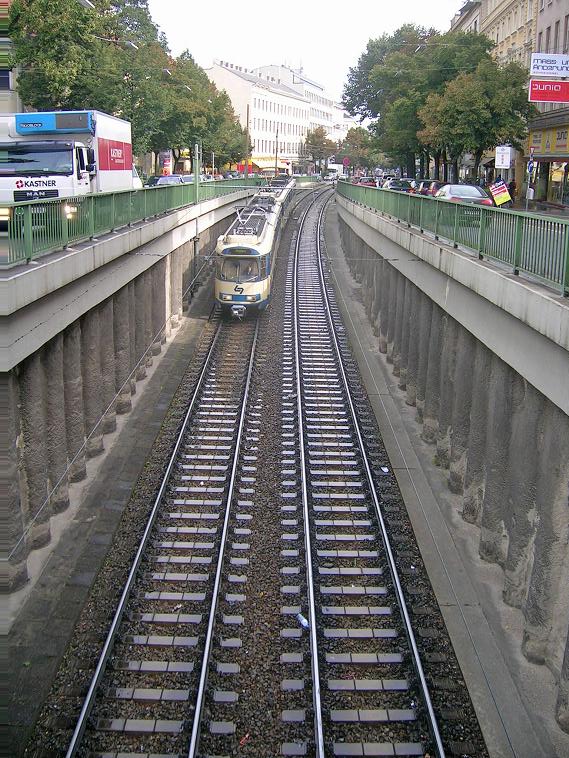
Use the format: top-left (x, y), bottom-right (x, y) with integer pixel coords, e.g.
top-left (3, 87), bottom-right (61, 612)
top-left (508, 179), bottom-right (516, 201)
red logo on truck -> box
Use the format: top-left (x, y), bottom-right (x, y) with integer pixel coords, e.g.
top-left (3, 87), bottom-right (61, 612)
top-left (98, 138), bottom-right (132, 170)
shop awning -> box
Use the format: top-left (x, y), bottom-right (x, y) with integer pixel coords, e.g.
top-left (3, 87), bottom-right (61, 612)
top-left (252, 158), bottom-right (290, 170)
top-left (482, 157), bottom-right (495, 167)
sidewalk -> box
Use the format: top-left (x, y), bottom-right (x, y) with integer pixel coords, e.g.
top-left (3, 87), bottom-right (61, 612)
top-left (512, 199), bottom-right (569, 218)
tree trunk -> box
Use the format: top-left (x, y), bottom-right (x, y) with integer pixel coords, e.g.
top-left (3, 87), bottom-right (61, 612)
top-left (474, 149), bottom-right (483, 181)
top-left (453, 159), bottom-right (459, 182)
top-left (434, 152), bottom-right (441, 180)
top-left (419, 153), bottom-right (425, 178)
top-left (407, 154), bottom-right (415, 178)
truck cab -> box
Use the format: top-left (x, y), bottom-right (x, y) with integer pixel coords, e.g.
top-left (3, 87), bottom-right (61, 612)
top-left (0, 111), bottom-right (135, 204)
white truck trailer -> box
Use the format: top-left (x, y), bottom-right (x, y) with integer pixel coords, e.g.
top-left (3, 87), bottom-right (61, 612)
top-left (0, 110), bottom-right (136, 204)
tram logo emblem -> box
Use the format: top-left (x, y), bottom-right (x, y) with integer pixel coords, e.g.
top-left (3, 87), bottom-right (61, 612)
top-left (234, 286), bottom-right (244, 294)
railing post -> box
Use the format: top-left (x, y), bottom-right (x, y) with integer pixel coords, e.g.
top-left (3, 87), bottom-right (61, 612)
top-left (513, 213), bottom-right (523, 275)
top-left (434, 200), bottom-right (440, 240)
top-left (561, 224), bottom-right (569, 297)
top-left (478, 209), bottom-right (487, 259)
top-left (453, 203), bottom-right (459, 248)
top-left (407, 192), bottom-right (411, 227)
top-left (419, 195), bottom-right (424, 232)
top-left (23, 205), bottom-right (33, 262)
top-left (88, 195), bottom-right (95, 240)
top-left (110, 193), bottom-right (116, 232)
top-left (61, 202), bottom-right (69, 249)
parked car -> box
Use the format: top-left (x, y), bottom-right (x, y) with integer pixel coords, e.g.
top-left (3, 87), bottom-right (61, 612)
top-left (145, 174), bottom-right (184, 187)
top-left (355, 176), bottom-right (377, 187)
top-left (421, 180), bottom-right (444, 196)
top-left (181, 174), bottom-right (194, 183)
top-left (435, 184), bottom-right (494, 206)
top-left (383, 178), bottom-right (415, 192)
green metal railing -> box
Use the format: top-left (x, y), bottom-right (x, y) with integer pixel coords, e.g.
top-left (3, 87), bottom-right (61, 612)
top-left (337, 182), bottom-right (569, 296)
top-left (0, 177), bottom-right (264, 267)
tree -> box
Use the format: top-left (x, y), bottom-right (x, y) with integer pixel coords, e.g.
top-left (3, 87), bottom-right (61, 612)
top-left (9, 0), bottom-right (246, 163)
top-left (343, 26), bottom-right (495, 175)
top-left (418, 58), bottom-right (537, 179)
top-left (337, 127), bottom-right (379, 173)
top-left (343, 24), bottom-right (434, 121)
top-left (303, 126), bottom-right (336, 173)
top-left (9, 0), bottom-right (109, 109)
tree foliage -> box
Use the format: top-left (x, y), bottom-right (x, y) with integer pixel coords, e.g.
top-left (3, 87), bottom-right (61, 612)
top-left (337, 127), bottom-right (380, 172)
top-left (9, 0), bottom-right (245, 161)
top-left (418, 59), bottom-right (537, 174)
top-left (303, 126), bottom-right (336, 161)
top-left (343, 26), bottom-right (500, 172)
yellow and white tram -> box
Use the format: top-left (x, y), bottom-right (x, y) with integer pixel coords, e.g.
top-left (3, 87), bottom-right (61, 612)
top-left (214, 177), bottom-right (295, 317)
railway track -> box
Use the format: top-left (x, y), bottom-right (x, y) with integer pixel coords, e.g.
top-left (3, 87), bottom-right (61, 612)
top-left (57, 185), bottom-right (487, 758)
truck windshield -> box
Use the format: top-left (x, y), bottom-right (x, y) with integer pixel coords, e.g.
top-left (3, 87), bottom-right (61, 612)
top-left (0, 145), bottom-right (74, 176)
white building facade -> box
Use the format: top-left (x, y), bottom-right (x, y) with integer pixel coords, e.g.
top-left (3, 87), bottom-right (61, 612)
top-left (207, 61), bottom-right (357, 172)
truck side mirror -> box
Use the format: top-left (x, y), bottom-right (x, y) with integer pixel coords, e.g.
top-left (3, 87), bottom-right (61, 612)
top-left (86, 148), bottom-right (96, 173)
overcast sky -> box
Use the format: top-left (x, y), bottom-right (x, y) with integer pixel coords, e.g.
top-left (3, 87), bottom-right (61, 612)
top-left (147, 0), bottom-right (463, 102)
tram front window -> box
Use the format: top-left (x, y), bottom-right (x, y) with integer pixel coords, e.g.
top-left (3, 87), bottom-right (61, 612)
top-left (219, 258), bottom-right (259, 282)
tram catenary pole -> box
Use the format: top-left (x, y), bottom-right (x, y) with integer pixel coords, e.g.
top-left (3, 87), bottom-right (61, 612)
top-left (274, 125), bottom-right (279, 178)
top-left (244, 104), bottom-right (250, 181)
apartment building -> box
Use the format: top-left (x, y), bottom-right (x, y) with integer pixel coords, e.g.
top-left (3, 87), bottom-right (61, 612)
top-left (206, 61), bottom-right (310, 173)
top-left (450, 0), bottom-right (482, 33)
top-left (528, 0), bottom-right (569, 205)
top-left (207, 61), bottom-right (357, 173)
top-left (480, 0), bottom-right (538, 65)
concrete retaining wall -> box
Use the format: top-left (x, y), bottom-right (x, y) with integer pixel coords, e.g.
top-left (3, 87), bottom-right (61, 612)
top-left (338, 214), bottom-right (569, 733)
top-left (3, 216), bottom-right (227, 594)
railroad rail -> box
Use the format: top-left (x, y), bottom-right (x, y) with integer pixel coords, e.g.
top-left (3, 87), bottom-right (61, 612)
top-left (57, 185), bottom-right (486, 758)
top-left (66, 314), bottom-right (259, 756)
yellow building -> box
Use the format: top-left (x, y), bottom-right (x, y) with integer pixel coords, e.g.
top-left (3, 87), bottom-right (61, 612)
top-left (480, 0), bottom-right (538, 67)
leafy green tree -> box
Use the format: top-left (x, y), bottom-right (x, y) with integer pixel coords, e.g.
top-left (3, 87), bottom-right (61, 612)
top-left (343, 26), bottom-right (495, 175)
top-left (343, 24), bottom-right (434, 121)
top-left (9, 0), bottom-right (245, 163)
top-left (418, 58), bottom-right (537, 179)
top-left (303, 126), bottom-right (336, 173)
top-left (9, 0), bottom-right (108, 109)
top-left (337, 127), bottom-right (379, 173)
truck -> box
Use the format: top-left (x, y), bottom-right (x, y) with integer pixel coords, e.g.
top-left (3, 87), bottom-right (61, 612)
top-left (0, 110), bottom-right (137, 204)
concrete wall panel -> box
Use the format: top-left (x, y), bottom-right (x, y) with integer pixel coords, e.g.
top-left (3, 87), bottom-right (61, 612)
top-left (44, 333), bottom-right (69, 513)
top-left (337, 208), bottom-right (569, 734)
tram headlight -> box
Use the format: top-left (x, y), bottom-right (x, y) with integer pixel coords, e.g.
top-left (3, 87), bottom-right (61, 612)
top-left (220, 293), bottom-right (232, 301)
top-left (246, 295), bottom-right (257, 302)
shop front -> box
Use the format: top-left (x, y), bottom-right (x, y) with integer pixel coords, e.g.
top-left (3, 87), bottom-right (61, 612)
top-left (526, 109), bottom-right (569, 207)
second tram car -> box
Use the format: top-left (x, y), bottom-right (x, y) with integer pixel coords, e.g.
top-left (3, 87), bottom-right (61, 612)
top-left (214, 176), bottom-right (295, 317)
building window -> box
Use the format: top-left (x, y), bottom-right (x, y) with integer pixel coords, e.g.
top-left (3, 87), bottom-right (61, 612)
top-left (545, 26), bottom-right (551, 52)
top-left (554, 20), bottom-right (560, 52)
top-left (538, 31), bottom-right (543, 51)
top-left (0, 69), bottom-right (10, 90)
top-left (539, 0), bottom-right (544, 11)
top-left (564, 14), bottom-right (569, 53)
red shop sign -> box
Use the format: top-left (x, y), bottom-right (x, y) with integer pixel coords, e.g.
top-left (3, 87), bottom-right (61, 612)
top-left (529, 79), bottom-right (569, 103)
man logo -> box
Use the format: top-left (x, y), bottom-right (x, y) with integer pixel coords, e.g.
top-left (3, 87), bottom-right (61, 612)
top-left (110, 148), bottom-right (123, 159)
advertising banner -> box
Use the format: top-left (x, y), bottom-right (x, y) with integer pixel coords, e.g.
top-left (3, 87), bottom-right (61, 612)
top-left (529, 79), bottom-right (569, 103)
top-left (495, 145), bottom-right (511, 168)
top-left (489, 179), bottom-right (512, 207)
top-left (530, 53), bottom-right (569, 77)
